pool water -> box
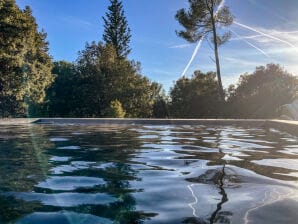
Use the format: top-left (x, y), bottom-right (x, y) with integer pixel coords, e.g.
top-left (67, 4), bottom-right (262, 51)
top-left (0, 124), bottom-right (298, 224)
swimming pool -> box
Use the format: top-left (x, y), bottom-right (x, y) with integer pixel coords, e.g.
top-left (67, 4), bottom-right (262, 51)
top-left (0, 123), bottom-right (297, 223)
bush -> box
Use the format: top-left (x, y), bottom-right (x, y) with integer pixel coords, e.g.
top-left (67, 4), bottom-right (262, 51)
top-left (104, 100), bottom-right (126, 118)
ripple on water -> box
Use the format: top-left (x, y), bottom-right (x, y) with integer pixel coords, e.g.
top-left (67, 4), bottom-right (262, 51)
top-left (49, 156), bottom-right (71, 162)
top-left (50, 161), bottom-right (96, 174)
top-left (50, 138), bottom-right (69, 142)
top-left (2, 124), bottom-right (298, 224)
top-left (138, 135), bottom-right (159, 139)
top-left (222, 154), bottom-right (243, 161)
top-left (36, 176), bottom-right (105, 191)
top-left (16, 212), bottom-right (113, 224)
top-left (9, 192), bottom-right (117, 207)
top-left (252, 159), bottom-right (298, 171)
top-left (57, 146), bottom-right (81, 150)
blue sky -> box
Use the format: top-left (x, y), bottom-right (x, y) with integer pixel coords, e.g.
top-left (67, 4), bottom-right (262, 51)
top-left (16, 0), bottom-right (298, 92)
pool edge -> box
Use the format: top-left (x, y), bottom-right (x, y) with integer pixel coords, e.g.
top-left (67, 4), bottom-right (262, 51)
top-left (0, 118), bottom-right (297, 136)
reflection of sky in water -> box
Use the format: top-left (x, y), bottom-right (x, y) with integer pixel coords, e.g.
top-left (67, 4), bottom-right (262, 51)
top-left (16, 212), bottom-right (113, 224)
top-left (0, 124), bottom-right (298, 223)
top-left (9, 192), bottom-right (116, 207)
top-left (37, 176), bottom-right (105, 191)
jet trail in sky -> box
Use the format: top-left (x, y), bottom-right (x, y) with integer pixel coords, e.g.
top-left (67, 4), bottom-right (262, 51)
top-left (234, 21), bottom-right (297, 49)
top-left (230, 29), bottom-right (270, 58)
top-left (181, 37), bottom-right (204, 77)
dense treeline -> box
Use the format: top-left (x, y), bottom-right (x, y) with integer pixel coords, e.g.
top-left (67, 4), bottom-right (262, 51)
top-left (226, 64), bottom-right (297, 118)
top-left (0, 0), bottom-right (164, 118)
top-left (46, 43), bottom-right (162, 118)
top-left (169, 64), bottom-right (297, 119)
top-left (0, 0), bottom-right (297, 119)
top-left (169, 71), bottom-right (224, 118)
top-left (0, 0), bottom-right (54, 117)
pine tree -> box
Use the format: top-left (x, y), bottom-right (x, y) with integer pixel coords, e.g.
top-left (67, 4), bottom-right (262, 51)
top-left (102, 0), bottom-right (131, 58)
top-left (0, 0), bottom-right (54, 117)
top-left (176, 0), bottom-right (233, 100)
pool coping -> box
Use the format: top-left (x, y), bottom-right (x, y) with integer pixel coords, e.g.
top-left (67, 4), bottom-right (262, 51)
top-left (0, 118), bottom-right (297, 136)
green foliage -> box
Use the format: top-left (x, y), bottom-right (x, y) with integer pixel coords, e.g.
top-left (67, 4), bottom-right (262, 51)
top-left (169, 70), bottom-right (224, 118)
top-left (175, 0), bottom-right (233, 100)
top-left (103, 0), bottom-right (131, 58)
top-left (46, 61), bottom-right (79, 117)
top-left (104, 99), bottom-right (126, 118)
top-left (151, 84), bottom-right (169, 118)
top-left (46, 43), bottom-right (160, 118)
top-left (227, 64), bottom-right (298, 118)
top-left (175, 0), bottom-right (233, 43)
top-left (0, 0), bottom-right (54, 117)
top-left (152, 98), bottom-right (169, 118)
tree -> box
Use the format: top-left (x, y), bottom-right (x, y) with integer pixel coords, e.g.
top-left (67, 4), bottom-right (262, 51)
top-left (102, 0), bottom-right (131, 58)
top-left (0, 0), bottom-right (54, 117)
top-left (175, 0), bottom-right (233, 100)
top-left (227, 64), bottom-right (298, 118)
top-left (104, 99), bottom-right (126, 118)
top-left (152, 97), bottom-right (169, 118)
top-left (46, 61), bottom-right (79, 117)
top-left (151, 83), bottom-right (169, 118)
top-left (169, 70), bottom-right (224, 118)
top-left (71, 42), bottom-right (158, 118)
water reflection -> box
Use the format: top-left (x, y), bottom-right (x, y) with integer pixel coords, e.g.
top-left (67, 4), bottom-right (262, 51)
top-left (0, 124), bottom-right (297, 223)
top-left (0, 125), bottom-right (156, 223)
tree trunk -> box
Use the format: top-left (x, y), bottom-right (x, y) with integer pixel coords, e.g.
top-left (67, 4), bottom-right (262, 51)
top-left (210, 6), bottom-right (225, 101)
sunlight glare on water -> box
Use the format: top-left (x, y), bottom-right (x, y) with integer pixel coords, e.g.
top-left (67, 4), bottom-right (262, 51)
top-left (0, 124), bottom-right (297, 224)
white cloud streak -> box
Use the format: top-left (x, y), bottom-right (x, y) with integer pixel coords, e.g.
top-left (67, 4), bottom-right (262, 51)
top-left (61, 15), bottom-right (93, 27)
top-left (169, 43), bottom-right (193, 49)
top-left (234, 21), bottom-right (298, 50)
top-left (230, 29), bottom-right (270, 58)
top-left (181, 38), bottom-right (204, 77)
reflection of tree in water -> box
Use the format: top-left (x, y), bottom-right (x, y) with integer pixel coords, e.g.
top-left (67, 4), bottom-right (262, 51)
top-left (209, 129), bottom-right (229, 224)
top-left (183, 129), bottom-right (231, 224)
top-left (185, 166), bottom-right (231, 224)
top-left (0, 125), bottom-right (157, 223)
top-left (57, 125), bottom-right (158, 223)
top-left (181, 126), bottom-right (298, 223)
top-left (0, 125), bottom-right (52, 222)
top-left (0, 195), bottom-right (43, 223)
top-left (1, 124), bottom-right (296, 223)
top-left (0, 125), bottom-right (52, 192)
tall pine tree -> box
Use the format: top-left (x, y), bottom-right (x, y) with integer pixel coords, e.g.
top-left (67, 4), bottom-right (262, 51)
top-left (102, 0), bottom-right (131, 58)
top-left (176, 0), bottom-right (233, 100)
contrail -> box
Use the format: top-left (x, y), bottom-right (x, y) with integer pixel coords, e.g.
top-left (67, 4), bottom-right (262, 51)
top-left (234, 21), bottom-right (297, 49)
top-left (180, 0), bottom-right (225, 77)
top-left (181, 37), bottom-right (204, 77)
top-left (217, 0), bottom-right (226, 14)
top-left (230, 29), bottom-right (270, 58)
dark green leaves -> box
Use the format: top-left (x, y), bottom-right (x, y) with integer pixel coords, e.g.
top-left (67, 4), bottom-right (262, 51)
top-left (0, 0), bottom-right (54, 117)
top-left (102, 0), bottom-right (131, 58)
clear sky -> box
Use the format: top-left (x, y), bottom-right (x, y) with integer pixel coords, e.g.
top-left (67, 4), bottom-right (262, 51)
top-left (16, 0), bottom-right (298, 92)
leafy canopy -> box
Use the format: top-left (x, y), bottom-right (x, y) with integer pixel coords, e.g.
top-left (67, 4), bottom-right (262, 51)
top-left (175, 0), bottom-right (233, 44)
top-left (47, 43), bottom-right (161, 118)
top-left (227, 64), bottom-right (298, 118)
top-left (170, 70), bottom-right (224, 118)
top-left (104, 99), bottom-right (126, 118)
top-left (0, 0), bottom-right (54, 117)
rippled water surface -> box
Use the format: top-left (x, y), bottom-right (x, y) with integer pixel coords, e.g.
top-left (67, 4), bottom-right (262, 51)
top-left (0, 124), bottom-right (298, 224)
